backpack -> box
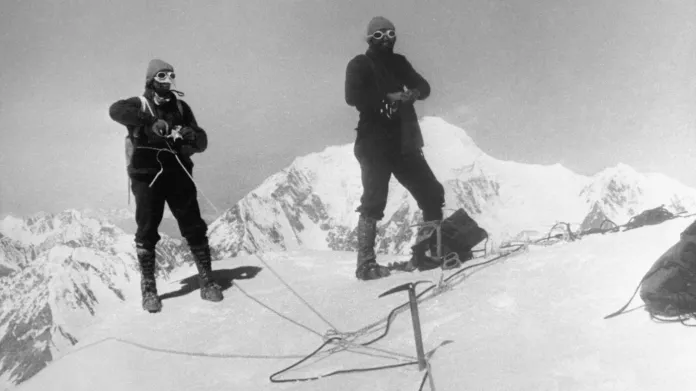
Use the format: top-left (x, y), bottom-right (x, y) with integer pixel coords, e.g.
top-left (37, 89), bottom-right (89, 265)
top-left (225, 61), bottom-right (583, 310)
top-left (410, 208), bottom-right (489, 270)
top-left (623, 205), bottom-right (676, 231)
top-left (638, 219), bottom-right (696, 319)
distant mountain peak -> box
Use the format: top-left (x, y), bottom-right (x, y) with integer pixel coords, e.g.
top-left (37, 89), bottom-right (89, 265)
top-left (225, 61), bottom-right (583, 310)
top-left (578, 162), bottom-right (696, 224)
top-left (208, 117), bottom-right (696, 256)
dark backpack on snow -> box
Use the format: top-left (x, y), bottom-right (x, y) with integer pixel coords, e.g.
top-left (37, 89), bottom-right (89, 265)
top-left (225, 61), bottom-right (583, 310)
top-left (411, 208), bottom-right (489, 270)
top-left (639, 219), bottom-right (696, 318)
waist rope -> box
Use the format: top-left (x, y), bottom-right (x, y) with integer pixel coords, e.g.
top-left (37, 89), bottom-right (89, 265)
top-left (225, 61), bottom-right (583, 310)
top-left (135, 146), bottom-right (168, 187)
top-left (135, 144), bottom-right (219, 214)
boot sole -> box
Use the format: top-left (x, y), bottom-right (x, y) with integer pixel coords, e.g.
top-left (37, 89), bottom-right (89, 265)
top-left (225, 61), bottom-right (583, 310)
top-left (142, 297), bottom-right (162, 313)
top-left (143, 305), bottom-right (162, 313)
top-left (201, 291), bottom-right (224, 302)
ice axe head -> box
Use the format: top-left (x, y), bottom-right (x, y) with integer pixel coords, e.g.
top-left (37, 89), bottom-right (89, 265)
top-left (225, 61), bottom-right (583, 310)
top-left (378, 280), bottom-right (433, 298)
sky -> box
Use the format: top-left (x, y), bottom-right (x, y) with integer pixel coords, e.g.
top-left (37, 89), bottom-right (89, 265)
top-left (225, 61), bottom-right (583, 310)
top-left (1, 0), bottom-right (695, 220)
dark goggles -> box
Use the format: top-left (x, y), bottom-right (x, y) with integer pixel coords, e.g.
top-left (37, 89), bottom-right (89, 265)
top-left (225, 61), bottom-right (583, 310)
top-left (369, 30), bottom-right (396, 40)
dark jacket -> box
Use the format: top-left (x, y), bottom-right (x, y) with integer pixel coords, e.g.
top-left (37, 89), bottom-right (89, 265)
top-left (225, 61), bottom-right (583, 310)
top-left (345, 47), bottom-right (430, 152)
top-left (109, 88), bottom-right (208, 176)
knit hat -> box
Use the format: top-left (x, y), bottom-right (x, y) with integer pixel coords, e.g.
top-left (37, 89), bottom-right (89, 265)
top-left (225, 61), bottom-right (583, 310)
top-left (366, 16), bottom-right (395, 38)
top-left (145, 59), bottom-right (174, 83)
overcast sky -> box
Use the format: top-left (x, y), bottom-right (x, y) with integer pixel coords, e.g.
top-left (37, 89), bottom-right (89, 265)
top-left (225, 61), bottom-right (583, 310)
top-left (1, 0), bottom-right (695, 219)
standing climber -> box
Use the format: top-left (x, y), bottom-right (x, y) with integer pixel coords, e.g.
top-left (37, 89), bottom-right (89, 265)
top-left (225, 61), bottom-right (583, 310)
top-left (345, 17), bottom-right (445, 280)
top-left (109, 59), bottom-right (223, 312)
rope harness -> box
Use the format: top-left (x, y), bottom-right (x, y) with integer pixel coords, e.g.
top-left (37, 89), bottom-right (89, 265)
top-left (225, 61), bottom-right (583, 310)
top-left (127, 96), bottom-right (219, 214)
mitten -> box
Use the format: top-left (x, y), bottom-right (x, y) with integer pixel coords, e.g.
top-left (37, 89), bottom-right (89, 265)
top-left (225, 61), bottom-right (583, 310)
top-left (180, 126), bottom-right (197, 142)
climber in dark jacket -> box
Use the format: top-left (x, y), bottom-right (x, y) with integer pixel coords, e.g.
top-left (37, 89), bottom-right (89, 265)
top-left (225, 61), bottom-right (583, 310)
top-left (345, 17), bottom-right (445, 280)
top-left (109, 58), bottom-right (223, 312)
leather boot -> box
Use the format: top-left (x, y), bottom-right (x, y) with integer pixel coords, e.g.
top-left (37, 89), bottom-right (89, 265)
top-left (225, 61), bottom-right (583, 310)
top-left (355, 214), bottom-right (390, 280)
top-left (137, 247), bottom-right (162, 313)
top-left (190, 241), bottom-right (223, 302)
top-left (422, 209), bottom-right (445, 270)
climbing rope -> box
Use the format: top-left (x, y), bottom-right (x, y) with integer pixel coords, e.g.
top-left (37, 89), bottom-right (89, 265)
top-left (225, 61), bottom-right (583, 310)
top-left (37, 204), bottom-right (696, 389)
top-left (51, 336), bottom-right (310, 363)
top-left (163, 139), bottom-right (220, 215)
top-left (248, 253), bottom-right (421, 361)
top-left (134, 137), bottom-right (220, 215)
top-left (268, 337), bottom-right (419, 384)
top-left (252, 253), bottom-right (340, 332)
top-left (234, 282), bottom-right (325, 338)
top-left (495, 207), bottom-right (696, 250)
top-left (267, 243), bottom-right (527, 386)
top-left (235, 280), bottom-right (414, 362)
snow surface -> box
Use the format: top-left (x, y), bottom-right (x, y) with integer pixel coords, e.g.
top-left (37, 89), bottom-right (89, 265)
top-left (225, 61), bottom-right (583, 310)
top-left (0, 211), bottom-right (197, 389)
top-left (12, 217), bottom-right (696, 391)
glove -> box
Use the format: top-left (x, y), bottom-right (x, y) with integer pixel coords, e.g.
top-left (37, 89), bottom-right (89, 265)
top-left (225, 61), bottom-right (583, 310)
top-left (403, 89), bottom-right (420, 104)
top-left (180, 126), bottom-right (197, 142)
top-left (147, 119), bottom-right (170, 138)
top-left (386, 91), bottom-right (406, 103)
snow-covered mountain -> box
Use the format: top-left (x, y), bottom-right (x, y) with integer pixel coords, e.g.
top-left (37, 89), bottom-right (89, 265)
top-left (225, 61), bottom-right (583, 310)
top-left (0, 209), bottom-right (132, 248)
top-left (580, 163), bottom-right (696, 224)
top-left (80, 208), bottom-right (135, 222)
top-left (0, 210), bottom-right (191, 273)
top-left (0, 236), bottom-right (35, 278)
top-left (0, 245), bottom-right (136, 388)
top-left (208, 116), bottom-right (696, 258)
top-left (0, 210), bottom-right (193, 388)
top-left (79, 207), bottom-right (184, 239)
top-left (579, 202), bottom-right (615, 232)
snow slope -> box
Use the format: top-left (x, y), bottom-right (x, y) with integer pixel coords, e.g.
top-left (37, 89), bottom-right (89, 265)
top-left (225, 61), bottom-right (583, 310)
top-left (0, 210), bottom-right (194, 388)
top-left (13, 216), bottom-right (696, 391)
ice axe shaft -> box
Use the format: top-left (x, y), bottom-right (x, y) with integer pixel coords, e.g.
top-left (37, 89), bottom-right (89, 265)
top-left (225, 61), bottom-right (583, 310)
top-left (379, 281), bottom-right (430, 371)
top-left (408, 286), bottom-right (427, 371)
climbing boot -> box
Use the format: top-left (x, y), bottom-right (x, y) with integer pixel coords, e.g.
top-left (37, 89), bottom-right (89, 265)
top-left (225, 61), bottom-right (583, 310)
top-left (355, 214), bottom-right (391, 280)
top-left (137, 247), bottom-right (162, 313)
top-left (190, 241), bottom-right (223, 302)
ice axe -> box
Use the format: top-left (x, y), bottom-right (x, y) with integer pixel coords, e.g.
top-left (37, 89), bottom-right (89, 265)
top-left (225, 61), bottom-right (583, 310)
top-left (379, 280), bottom-right (432, 371)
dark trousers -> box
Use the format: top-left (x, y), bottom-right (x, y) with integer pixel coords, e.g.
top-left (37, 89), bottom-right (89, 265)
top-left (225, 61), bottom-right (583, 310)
top-left (130, 167), bottom-right (208, 250)
top-left (354, 136), bottom-right (445, 221)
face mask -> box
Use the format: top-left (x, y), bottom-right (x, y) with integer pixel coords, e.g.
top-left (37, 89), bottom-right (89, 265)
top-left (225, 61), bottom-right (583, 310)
top-left (152, 80), bottom-right (173, 96)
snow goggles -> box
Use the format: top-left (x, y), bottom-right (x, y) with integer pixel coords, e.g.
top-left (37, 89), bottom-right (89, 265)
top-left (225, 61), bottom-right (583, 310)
top-left (369, 30), bottom-right (396, 40)
top-left (154, 71), bottom-right (176, 82)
